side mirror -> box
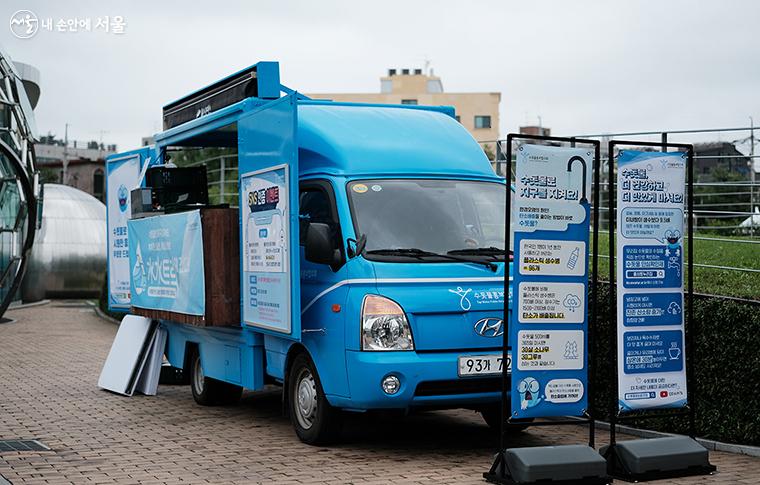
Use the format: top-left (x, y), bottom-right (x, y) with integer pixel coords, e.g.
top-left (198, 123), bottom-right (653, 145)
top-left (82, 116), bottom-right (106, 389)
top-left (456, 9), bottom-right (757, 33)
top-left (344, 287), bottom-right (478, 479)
top-left (347, 233), bottom-right (367, 258)
top-left (299, 215), bottom-right (310, 245)
top-left (305, 222), bottom-right (339, 266)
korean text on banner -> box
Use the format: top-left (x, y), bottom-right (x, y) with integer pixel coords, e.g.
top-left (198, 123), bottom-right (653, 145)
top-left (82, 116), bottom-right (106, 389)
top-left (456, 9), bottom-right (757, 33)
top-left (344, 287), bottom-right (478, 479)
top-left (510, 144), bottom-right (592, 419)
top-left (127, 210), bottom-right (205, 316)
top-left (616, 150), bottom-right (688, 411)
top-left (107, 154), bottom-right (141, 309)
top-left (240, 165), bottom-right (291, 333)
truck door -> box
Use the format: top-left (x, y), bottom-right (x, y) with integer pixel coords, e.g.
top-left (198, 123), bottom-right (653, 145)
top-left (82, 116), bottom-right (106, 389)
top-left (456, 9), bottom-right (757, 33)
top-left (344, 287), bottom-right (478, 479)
top-left (237, 94), bottom-right (301, 341)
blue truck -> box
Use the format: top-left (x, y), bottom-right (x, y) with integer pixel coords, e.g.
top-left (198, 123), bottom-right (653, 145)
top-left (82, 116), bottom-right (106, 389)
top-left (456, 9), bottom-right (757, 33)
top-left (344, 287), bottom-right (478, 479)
top-left (106, 61), bottom-right (514, 444)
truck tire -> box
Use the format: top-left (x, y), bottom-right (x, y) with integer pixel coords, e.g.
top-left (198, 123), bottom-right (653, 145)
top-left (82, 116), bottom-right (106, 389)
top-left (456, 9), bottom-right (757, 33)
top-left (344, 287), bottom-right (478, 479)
top-left (288, 353), bottom-right (342, 445)
top-left (480, 404), bottom-right (532, 432)
top-left (189, 348), bottom-right (243, 406)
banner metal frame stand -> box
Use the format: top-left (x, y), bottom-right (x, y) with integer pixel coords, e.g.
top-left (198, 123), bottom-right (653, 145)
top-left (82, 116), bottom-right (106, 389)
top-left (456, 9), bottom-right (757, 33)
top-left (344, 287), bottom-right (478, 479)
top-left (485, 133), bottom-right (608, 485)
top-left (603, 139), bottom-right (716, 482)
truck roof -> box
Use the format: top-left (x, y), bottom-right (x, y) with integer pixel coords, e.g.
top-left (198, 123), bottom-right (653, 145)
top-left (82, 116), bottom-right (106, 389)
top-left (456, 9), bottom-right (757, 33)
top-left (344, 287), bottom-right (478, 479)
top-left (297, 101), bottom-right (498, 180)
top-left (153, 60), bottom-right (498, 181)
top-left (152, 66), bottom-right (498, 181)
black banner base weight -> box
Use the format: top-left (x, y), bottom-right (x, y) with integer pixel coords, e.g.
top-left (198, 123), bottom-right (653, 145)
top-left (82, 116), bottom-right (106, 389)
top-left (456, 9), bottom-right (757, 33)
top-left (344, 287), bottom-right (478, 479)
top-left (484, 446), bottom-right (612, 485)
top-left (484, 472), bottom-right (611, 485)
top-left (602, 437), bottom-right (716, 483)
top-left (606, 465), bottom-right (716, 483)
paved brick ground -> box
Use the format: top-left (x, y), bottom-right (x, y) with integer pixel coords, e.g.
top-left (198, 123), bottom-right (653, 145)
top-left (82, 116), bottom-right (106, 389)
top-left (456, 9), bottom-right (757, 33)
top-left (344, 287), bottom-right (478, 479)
top-left (0, 302), bottom-right (757, 484)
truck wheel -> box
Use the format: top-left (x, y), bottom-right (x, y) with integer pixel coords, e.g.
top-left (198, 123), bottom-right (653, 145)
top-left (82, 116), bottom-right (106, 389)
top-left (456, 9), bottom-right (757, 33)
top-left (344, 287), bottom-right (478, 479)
top-left (189, 348), bottom-right (243, 406)
top-left (288, 353), bottom-right (342, 445)
top-left (480, 404), bottom-right (532, 432)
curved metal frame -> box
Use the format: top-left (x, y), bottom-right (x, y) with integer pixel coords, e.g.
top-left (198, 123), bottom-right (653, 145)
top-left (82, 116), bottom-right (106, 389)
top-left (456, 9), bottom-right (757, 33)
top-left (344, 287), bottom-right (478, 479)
top-left (0, 48), bottom-right (38, 318)
top-left (0, 138), bottom-right (36, 316)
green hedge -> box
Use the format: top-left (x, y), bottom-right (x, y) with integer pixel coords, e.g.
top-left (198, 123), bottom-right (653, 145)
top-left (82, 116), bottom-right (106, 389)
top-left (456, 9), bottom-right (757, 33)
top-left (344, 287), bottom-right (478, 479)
top-left (590, 283), bottom-right (760, 446)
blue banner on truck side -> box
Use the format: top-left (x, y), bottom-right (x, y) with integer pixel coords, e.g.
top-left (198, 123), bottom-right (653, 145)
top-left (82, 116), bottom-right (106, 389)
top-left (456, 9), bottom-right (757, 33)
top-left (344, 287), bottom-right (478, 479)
top-left (616, 150), bottom-right (688, 411)
top-left (127, 210), bottom-right (205, 316)
top-left (240, 165), bottom-right (292, 333)
top-left (106, 148), bottom-right (151, 311)
top-left (510, 144), bottom-right (592, 419)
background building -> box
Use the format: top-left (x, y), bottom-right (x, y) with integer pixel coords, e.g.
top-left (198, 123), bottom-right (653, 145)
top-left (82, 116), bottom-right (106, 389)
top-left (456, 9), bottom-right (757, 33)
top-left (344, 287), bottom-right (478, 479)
top-left (308, 68), bottom-right (500, 157)
top-left (35, 135), bottom-right (117, 202)
top-left (519, 125), bottom-right (551, 138)
top-left (693, 141), bottom-right (750, 180)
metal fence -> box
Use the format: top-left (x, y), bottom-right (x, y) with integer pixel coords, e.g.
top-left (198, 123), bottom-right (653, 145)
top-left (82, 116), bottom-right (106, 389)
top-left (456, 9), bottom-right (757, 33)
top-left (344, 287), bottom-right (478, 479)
top-left (185, 125), bottom-right (760, 286)
top-left (186, 153), bottom-right (239, 207)
top-left (486, 124), bottom-right (760, 283)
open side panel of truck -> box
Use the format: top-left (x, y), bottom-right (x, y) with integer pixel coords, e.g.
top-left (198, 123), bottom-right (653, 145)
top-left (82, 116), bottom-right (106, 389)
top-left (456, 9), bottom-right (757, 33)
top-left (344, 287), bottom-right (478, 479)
top-left (237, 94), bottom-right (301, 341)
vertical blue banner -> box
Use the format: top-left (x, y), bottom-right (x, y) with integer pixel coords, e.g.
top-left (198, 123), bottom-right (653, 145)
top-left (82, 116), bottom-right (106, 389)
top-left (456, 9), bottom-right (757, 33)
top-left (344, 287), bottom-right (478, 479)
top-left (616, 150), bottom-right (688, 411)
top-left (240, 165), bottom-right (292, 333)
top-left (510, 144), bottom-right (592, 419)
top-left (106, 148), bottom-right (152, 310)
top-left (128, 210), bottom-right (205, 316)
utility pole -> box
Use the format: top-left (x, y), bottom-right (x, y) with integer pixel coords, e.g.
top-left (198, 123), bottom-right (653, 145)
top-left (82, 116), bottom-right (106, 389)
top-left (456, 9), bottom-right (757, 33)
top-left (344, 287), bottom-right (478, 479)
top-left (750, 117), bottom-right (756, 237)
top-left (99, 130), bottom-right (109, 156)
top-left (63, 123), bottom-right (69, 185)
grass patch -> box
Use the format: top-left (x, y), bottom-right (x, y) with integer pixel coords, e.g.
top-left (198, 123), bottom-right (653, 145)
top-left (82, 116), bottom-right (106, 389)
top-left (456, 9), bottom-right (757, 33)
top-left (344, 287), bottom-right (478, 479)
top-left (589, 232), bottom-right (760, 300)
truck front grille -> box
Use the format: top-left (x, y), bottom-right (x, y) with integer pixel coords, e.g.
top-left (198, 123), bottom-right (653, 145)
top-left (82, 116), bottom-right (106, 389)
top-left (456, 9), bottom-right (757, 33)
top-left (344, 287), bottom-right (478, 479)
top-left (414, 377), bottom-right (505, 396)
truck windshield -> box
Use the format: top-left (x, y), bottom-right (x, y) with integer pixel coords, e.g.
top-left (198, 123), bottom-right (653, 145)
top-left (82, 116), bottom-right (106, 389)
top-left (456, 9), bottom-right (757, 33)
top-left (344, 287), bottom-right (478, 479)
top-left (347, 179), bottom-right (508, 259)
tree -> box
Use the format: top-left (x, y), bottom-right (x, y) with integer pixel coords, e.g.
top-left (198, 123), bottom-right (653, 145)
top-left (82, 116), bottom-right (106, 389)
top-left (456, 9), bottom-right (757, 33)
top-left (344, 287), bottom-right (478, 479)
top-left (482, 143), bottom-right (495, 161)
top-left (167, 147), bottom-right (238, 205)
top-left (694, 166), bottom-right (749, 233)
top-left (38, 167), bottom-right (59, 184)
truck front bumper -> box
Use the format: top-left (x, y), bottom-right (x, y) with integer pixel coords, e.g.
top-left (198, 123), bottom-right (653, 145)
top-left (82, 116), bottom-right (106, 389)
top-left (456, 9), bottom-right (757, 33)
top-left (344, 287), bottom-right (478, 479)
top-left (330, 349), bottom-right (507, 410)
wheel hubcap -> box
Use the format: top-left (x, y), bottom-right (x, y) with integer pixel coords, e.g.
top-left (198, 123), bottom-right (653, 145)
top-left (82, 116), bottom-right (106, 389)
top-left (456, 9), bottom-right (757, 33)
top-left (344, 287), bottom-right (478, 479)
top-left (294, 369), bottom-right (317, 430)
top-left (193, 356), bottom-right (204, 394)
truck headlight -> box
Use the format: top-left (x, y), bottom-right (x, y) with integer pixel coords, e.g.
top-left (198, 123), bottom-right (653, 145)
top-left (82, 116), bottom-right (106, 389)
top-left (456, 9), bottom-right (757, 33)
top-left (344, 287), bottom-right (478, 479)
top-left (361, 295), bottom-right (414, 351)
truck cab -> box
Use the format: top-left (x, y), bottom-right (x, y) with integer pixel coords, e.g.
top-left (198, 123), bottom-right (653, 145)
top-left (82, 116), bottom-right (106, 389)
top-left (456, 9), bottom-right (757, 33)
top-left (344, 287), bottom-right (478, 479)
top-left (288, 103), bottom-right (512, 441)
top-left (107, 62), bottom-right (513, 445)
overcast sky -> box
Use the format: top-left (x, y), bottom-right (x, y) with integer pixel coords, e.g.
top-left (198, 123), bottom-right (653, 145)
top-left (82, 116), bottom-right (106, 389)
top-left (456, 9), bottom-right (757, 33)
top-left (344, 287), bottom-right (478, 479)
top-left (1, 1), bottom-right (759, 151)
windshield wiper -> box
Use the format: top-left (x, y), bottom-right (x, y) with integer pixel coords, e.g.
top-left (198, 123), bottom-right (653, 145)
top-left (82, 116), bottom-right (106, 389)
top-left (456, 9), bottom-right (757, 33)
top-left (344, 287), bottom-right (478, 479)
top-left (366, 248), bottom-right (497, 271)
top-left (447, 247), bottom-right (513, 261)
top-left (448, 246), bottom-right (503, 255)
